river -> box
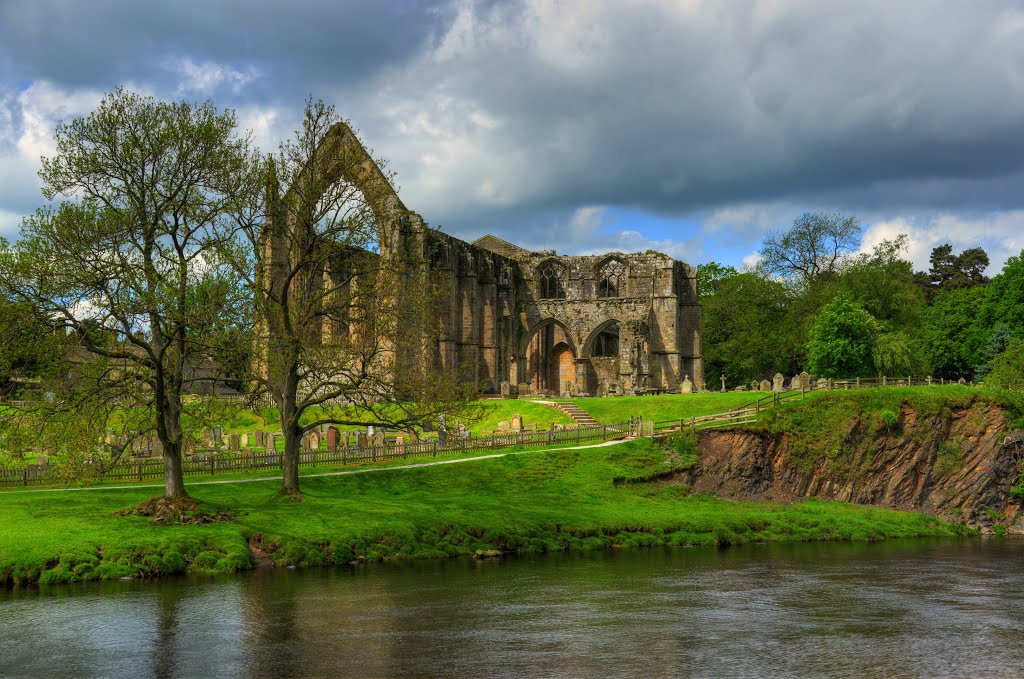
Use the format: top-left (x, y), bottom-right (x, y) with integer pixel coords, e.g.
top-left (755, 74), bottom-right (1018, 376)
top-left (2, 539), bottom-right (1023, 678)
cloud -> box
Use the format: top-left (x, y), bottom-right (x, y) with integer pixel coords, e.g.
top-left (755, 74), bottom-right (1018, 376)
top-left (862, 212), bottom-right (1024, 274)
top-left (165, 58), bottom-right (259, 96)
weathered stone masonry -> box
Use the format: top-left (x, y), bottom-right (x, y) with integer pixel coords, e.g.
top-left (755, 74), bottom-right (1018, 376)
top-left (425, 232), bottom-right (703, 396)
top-left (272, 121), bottom-right (703, 396)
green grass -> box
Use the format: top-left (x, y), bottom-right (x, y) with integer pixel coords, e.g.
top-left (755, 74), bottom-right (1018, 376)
top-left (567, 391), bottom-right (762, 424)
top-left (0, 435), bottom-right (964, 586)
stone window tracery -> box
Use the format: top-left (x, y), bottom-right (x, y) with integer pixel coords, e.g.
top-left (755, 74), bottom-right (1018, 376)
top-left (597, 259), bottom-right (627, 298)
top-left (538, 262), bottom-right (566, 299)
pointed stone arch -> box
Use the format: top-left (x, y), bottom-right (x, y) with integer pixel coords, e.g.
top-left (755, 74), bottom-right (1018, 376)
top-left (519, 318), bottom-right (578, 395)
top-left (595, 255), bottom-right (628, 298)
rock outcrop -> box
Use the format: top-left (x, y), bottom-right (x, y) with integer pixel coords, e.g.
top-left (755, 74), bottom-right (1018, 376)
top-left (685, 400), bottom-right (1024, 533)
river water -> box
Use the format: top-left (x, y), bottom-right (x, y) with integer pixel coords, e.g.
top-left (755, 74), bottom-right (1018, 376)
top-left (1, 539), bottom-right (1023, 678)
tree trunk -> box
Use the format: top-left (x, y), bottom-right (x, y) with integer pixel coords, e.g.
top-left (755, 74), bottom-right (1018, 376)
top-left (163, 441), bottom-right (188, 498)
top-left (282, 428), bottom-right (301, 496)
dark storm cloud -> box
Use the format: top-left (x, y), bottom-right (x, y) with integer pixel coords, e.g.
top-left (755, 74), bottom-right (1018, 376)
top-left (0, 0), bottom-right (451, 99)
top-left (338, 0), bottom-right (1024, 244)
top-left (2, 0), bottom-right (1024, 260)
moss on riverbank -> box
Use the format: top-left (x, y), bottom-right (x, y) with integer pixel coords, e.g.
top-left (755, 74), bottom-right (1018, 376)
top-left (0, 435), bottom-right (966, 587)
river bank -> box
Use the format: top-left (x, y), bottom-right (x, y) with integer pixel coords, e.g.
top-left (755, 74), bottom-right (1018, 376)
top-left (0, 436), bottom-right (966, 587)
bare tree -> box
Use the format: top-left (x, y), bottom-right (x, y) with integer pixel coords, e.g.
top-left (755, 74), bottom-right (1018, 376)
top-left (234, 100), bottom-right (476, 497)
top-left (759, 212), bottom-right (861, 284)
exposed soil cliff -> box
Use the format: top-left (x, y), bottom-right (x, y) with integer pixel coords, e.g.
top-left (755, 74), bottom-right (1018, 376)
top-left (686, 399), bottom-right (1024, 533)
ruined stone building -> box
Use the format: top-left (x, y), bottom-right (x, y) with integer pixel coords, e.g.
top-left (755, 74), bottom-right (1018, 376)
top-left (267, 122), bottom-right (703, 397)
top-left (426, 232), bottom-right (703, 396)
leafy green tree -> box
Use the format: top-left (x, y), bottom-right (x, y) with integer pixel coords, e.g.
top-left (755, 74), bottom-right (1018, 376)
top-left (983, 338), bottom-right (1024, 389)
top-left (919, 243), bottom-right (990, 299)
top-left (922, 286), bottom-right (985, 380)
top-left (701, 272), bottom-right (795, 386)
top-left (965, 250), bottom-right (1024, 371)
top-left (807, 295), bottom-right (879, 378)
top-left (759, 212), bottom-right (861, 284)
top-left (0, 89), bottom-right (255, 499)
top-left (696, 261), bottom-right (738, 301)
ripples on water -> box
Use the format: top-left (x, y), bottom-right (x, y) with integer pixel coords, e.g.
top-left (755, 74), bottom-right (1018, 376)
top-left (1, 539), bottom-right (1022, 678)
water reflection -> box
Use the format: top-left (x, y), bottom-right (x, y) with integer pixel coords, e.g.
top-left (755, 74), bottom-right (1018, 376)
top-left (1, 539), bottom-right (1023, 678)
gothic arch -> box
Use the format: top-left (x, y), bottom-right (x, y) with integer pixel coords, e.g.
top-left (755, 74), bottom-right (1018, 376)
top-left (520, 318), bottom-right (578, 395)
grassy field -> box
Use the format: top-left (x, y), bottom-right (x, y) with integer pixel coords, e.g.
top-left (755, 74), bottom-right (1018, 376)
top-left (567, 391), bottom-right (769, 423)
top-left (0, 434), bottom-right (964, 587)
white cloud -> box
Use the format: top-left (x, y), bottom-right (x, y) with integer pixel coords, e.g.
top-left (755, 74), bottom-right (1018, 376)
top-left (861, 212), bottom-right (1024, 273)
top-left (166, 58), bottom-right (259, 95)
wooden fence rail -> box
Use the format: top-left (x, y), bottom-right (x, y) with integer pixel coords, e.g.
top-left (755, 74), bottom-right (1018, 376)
top-left (0, 421), bottom-right (630, 488)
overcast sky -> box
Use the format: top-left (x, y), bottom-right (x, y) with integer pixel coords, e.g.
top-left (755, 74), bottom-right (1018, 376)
top-left (2, 0), bottom-right (1023, 272)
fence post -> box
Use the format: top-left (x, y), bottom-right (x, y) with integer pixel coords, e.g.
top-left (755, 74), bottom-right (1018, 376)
top-left (210, 456), bottom-right (215, 476)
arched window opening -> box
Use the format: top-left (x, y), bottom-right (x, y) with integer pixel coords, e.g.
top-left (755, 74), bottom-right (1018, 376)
top-left (592, 323), bottom-right (620, 357)
top-left (597, 260), bottom-right (626, 298)
top-left (538, 262), bottom-right (566, 299)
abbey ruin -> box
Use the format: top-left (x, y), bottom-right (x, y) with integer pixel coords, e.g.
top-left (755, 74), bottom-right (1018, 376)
top-left (265, 122), bottom-right (703, 397)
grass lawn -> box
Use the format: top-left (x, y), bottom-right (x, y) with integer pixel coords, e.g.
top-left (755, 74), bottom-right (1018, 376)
top-left (567, 391), bottom-right (764, 424)
top-left (0, 435), bottom-right (964, 587)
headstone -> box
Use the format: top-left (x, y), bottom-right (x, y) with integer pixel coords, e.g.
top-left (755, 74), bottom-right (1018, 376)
top-left (255, 430), bottom-right (264, 447)
top-left (396, 436), bottom-right (405, 450)
top-left (300, 433), bottom-right (310, 451)
top-left (372, 432), bottom-right (386, 447)
top-left (356, 432), bottom-right (367, 450)
top-left (799, 371), bottom-right (810, 391)
top-left (36, 454), bottom-right (49, 465)
top-left (773, 373), bottom-right (784, 392)
top-left (230, 433), bottom-right (240, 452)
top-left (789, 375), bottom-right (801, 391)
top-left (681, 374), bottom-right (693, 394)
top-left (511, 415), bottom-right (523, 431)
top-left (367, 425), bottom-right (376, 437)
top-left (239, 434), bottom-right (249, 448)
top-left (518, 383), bottom-right (530, 396)
top-left (816, 378), bottom-right (829, 389)
top-left (733, 385), bottom-right (747, 391)
top-left (307, 432), bottom-right (321, 452)
top-left (201, 428), bottom-right (215, 447)
top-left (759, 379), bottom-right (771, 392)
top-left (720, 374), bottom-right (726, 393)
top-left (498, 420), bottom-right (510, 431)
top-left (958, 377), bottom-right (967, 385)
top-left (751, 380), bottom-right (760, 392)
top-left (500, 382), bottom-right (512, 399)
top-left (267, 433), bottom-right (277, 453)
top-left (213, 426), bottom-right (223, 447)
top-left (327, 427), bottom-right (340, 451)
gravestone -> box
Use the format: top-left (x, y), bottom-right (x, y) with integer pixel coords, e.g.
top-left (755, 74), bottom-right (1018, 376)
top-left (254, 430), bottom-right (264, 448)
top-left (789, 375), bottom-right (801, 391)
top-left (213, 426), bottom-right (223, 447)
top-left (36, 454), bottom-right (49, 465)
top-left (759, 379), bottom-right (771, 392)
top-left (511, 415), bottom-right (523, 431)
top-left (266, 433), bottom-right (277, 454)
top-left (327, 427), bottom-right (339, 451)
top-left (733, 385), bottom-right (747, 391)
top-left (356, 432), bottom-right (367, 450)
top-left (307, 432), bottom-right (321, 452)
top-left (201, 428), bottom-right (215, 447)
top-left (799, 371), bottom-right (811, 390)
top-left (751, 380), bottom-right (760, 392)
top-left (300, 433), bottom-right (310, 451)
top-left (773, 373), bottom-right (784, 392)
top-left (681, 374), bottom-right (693, 394)
top-left (396, 436), bottom-right (405, 451)
top-left (958, 377), bottom-right (967, 385)
top-left (720, 374), bottom-right (726, 393)
top-left (239, 434), bottom-right (249, 448)
top-left (372, 432), bottom-right (386, 447)
top-left (518, 383), bottom-right (530, 396)
top-left (230, 433), bottom-right (240, 452)
top-left (816, 378), bottom-right (829, 389)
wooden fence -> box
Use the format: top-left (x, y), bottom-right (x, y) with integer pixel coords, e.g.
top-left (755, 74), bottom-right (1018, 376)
top-left (0, 421), bottom-right (630, 488)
